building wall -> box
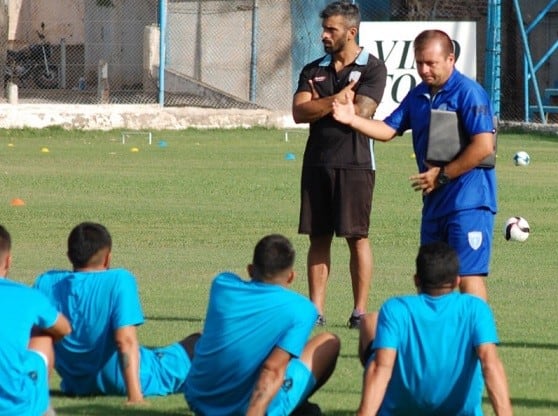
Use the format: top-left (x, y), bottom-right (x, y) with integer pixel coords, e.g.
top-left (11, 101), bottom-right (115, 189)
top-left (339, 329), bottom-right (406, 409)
top-left (83, 0), bottom-right (157, 88)
top-left (8, 0), bottom-right (84, 48)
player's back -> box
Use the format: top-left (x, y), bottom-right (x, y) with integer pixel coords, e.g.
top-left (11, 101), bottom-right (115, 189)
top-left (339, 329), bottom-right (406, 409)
top-left (377, 292), bottom-right (496, 415)
top-left (0, 278), bottom-right (59, 414)
top-left (34, 268), bottom-right (143, 394)
top-left (185, 272), bottom-right (316, 415)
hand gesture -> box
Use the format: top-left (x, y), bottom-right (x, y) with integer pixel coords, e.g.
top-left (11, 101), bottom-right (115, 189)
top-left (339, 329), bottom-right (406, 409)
top-left (332, 92), bottom-right (356, 125)
top-left (337, 79), bottom-right (357, 103)
top-left (409, 163), bottom-right (441, 195)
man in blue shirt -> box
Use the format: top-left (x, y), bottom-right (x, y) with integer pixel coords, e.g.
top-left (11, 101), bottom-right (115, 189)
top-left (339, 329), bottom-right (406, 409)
top-left (332, 29), bottom-right (497, 301)
top-left (184, 234), bottom-right (340, 415)
top-left (0, 225), bottom-right (71, 416)
top-left (34, 222), bottom-right (200, 405)
top-left (357, 242), bottom-right (512, 415)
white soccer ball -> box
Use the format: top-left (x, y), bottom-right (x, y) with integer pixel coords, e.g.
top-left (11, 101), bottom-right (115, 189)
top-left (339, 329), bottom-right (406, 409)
top-left (513, 151), bottom-right (530, 166)
top-left (504, 216), bottom-right (530, 242)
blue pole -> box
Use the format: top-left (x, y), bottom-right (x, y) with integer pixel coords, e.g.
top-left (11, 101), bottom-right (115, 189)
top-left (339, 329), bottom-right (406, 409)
top-left (484, 0), bottom-right (501, 118)
top-left (249, 0), bottom-right (259, 102)
top-left (158, 0), bottom-right (167, 106)
top-left (513, 0), bottom-right (546, 123)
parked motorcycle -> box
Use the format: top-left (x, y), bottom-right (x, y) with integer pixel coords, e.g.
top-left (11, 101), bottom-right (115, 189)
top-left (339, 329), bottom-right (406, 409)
top-left (4, 23), bottom-right (58, 89)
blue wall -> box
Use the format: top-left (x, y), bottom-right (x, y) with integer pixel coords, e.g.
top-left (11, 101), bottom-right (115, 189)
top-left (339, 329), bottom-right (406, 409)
top-left (290, 0), bottom-right (391, 92)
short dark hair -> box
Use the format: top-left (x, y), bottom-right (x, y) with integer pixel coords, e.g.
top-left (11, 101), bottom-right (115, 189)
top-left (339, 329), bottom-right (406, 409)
top-left (67, 222), bottom-right (112, 269)
top-left (415, 242), bottom-right (459, 289)
top-left (252, 234), bottom-right (295, 280)
top-left (414, 29), bottom-right (454, 56)
top-left (0, 225), bottom-right (11, 255)
top-left (320, 1), bottom-right (360, 29)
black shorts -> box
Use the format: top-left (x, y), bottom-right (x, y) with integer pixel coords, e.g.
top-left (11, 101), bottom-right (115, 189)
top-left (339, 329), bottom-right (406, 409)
top-left (298, 167), bottom-right (375, 238)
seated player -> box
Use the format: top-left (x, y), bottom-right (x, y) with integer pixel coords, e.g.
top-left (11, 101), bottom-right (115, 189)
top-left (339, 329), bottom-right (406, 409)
top-left (184, 234), bottom-right (340, 415)
top-left (357, 242), bottom-right (512, 415)
top-left (33, 222), bottom-right (200, 405)
top-left (0, 225), bottom-right (71, 415)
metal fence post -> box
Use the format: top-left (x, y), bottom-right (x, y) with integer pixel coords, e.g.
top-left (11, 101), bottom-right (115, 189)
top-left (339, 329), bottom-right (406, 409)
top-left (484, 0), bottom-right (501, 118)
top-left (249, 0), bottom-right (259, 102)
top-left (158, 0), bottom-right (167, 106)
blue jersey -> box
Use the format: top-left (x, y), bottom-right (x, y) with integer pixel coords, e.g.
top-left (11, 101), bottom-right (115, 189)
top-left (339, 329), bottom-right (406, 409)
top-left (34, 269), bottom-right (190, 397)
top-left (0, 278), bottom-right (59, 415)
top-left (184, 272), bottom-right (318, 415)
top-left (384, 69), bottom-right (497, 220)
top-left (372, 292), bottom-right (498, 415)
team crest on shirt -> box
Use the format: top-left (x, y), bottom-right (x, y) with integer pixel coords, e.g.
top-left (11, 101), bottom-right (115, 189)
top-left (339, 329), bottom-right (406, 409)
top-left (468, 231), bottom-right (482, 250)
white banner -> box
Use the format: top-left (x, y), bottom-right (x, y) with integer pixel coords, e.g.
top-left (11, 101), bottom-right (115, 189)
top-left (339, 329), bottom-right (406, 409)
top-left (359, 22), bottom-right (477, 119)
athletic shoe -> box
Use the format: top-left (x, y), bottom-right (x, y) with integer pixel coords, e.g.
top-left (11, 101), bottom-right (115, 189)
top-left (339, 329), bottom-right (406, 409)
top-left (347, 313), bottom-right (363, 329)
top-left (315, 315), bottom-right (326, 327)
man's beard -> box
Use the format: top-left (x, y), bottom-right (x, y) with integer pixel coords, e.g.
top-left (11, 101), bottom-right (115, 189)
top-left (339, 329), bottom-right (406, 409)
top-left (323, 39), bottom-right (345, 55)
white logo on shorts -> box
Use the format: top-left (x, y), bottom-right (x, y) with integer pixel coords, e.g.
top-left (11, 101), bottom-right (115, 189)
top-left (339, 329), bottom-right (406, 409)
top-left (468, 231), bottom-right (482, 250)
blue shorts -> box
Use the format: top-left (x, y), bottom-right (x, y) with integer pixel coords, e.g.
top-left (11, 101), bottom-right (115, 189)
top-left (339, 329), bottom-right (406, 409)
top-left (421, 208), bottom-right (494, 276)
top-left (267, 359), bottom-right (317, 416)
top-left (96, 343), bottom-right (191, 396)
top-left (15, 350), bottom-right (50, 415)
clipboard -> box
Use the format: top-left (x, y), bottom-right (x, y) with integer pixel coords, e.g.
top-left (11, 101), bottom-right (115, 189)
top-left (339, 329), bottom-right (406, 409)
top-left (426, 109), bottom-right (496, 168)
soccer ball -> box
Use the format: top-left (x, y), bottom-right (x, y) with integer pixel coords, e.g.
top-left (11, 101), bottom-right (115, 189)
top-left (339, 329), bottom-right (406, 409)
top-left (504, 216), bottom-right (530, 242)
top-left (513, 151), bottom-right (530, 166)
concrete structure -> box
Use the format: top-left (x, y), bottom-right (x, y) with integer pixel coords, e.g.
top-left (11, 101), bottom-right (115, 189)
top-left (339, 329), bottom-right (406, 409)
top-left (7, 0), bottom-right (84, 47)
top-left (0, 103), bottom-right (298, 130)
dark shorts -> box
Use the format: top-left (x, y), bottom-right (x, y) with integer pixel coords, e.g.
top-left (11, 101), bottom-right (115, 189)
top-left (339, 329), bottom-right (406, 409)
top-left (299, 167), bottom-right (375, 238)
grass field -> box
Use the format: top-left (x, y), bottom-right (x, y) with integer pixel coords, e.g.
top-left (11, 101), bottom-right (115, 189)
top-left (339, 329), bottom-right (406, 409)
top-left (1, 126), bottom-right (558, 415)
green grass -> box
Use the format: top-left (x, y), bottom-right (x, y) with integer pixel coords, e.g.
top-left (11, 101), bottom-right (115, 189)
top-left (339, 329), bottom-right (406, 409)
top-left (1, 127), bottom-right (557, 415)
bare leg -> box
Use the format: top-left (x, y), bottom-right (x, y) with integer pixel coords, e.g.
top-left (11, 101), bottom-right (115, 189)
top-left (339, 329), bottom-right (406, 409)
top-left (358, 312), bottom-right (378, 367)
top-left (459, 275), bottom-right (488, 301)
top-left (346, 237), bottom-right (372, 314)
top-left (28, 332), bottom-right (55, 375)
top-left (307, 235), bottom-right (333, 316)
top-left (29, 330), bottom-right (58, 415)
top-left (178, 332), bottom-right (202, 359)
top-left (299, 332), bottom-right (341, 392)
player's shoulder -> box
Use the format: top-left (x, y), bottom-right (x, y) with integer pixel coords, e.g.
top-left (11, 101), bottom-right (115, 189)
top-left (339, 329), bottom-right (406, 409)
top-left (380, 294), bottom-right (417, 315)
top-left (0, 277), bottom-right (33, 292)
top-left (301, 55), bottom-right (329, 73)
top-left (103, 268), bottom-right (138, 285)
top-left (212, 271), bottom-right (241, 286)
top-left (385, 293), bottom-right (416, 304)
top-left (1, 278), bottom-right (52, 306)
top-left (77, 268), bottom-right (139, 288)
top-left (35, 269), bottom-right (72, 284)
top-left (360, 49), bottom-right (386, 69)
top-left (287, 287), bottom-right (315, 308)
top-left (451, 69), bottom-right (486, 94)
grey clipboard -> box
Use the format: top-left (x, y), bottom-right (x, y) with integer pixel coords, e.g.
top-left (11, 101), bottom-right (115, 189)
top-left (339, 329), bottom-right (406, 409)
top-left (427, 109), bottom-right (496, 168)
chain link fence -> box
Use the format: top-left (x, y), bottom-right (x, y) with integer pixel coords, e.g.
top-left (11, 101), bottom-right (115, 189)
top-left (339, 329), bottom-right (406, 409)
top-left (1, 0), bottom-right (556, 122)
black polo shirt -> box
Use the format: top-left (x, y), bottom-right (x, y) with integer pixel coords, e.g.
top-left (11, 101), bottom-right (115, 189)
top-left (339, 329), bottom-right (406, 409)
top-left (296, 49), bottom-right (387, 169)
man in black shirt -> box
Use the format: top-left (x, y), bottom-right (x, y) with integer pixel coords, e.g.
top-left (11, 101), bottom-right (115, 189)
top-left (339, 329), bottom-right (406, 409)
top-left (292, 1), bottom-right (387, 328)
